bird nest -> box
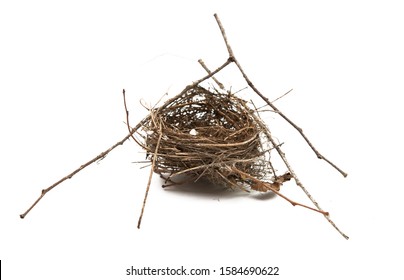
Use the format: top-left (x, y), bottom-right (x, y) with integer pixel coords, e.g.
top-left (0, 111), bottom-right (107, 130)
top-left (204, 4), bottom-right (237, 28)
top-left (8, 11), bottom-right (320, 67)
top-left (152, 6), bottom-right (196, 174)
top-left (20, 14), bottom-right (348, 239)
top-left (136, 85), bottom-right (283, 192)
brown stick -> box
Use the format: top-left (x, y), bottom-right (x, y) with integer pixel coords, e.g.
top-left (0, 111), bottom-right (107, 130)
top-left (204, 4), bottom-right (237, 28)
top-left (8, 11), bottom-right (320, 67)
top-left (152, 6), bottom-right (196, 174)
top-left (266, 128), bottom-right (349, 239)
top-left (199, 57), bottom-right (348, 238)
top-left (198, 59), bottom-right (225, 90)
top-left (212, 14), bottom-right (349, 239)
top-left (232, 168), bottom-right (329, 215)
top-left (213, 14), bottom-right (347, 178)
top-left (137, 117), bottom-right (163, 228)
top-left (19, 57), bottom-right (233, 219)
top-left (19, 130), bottom-right (135, 219)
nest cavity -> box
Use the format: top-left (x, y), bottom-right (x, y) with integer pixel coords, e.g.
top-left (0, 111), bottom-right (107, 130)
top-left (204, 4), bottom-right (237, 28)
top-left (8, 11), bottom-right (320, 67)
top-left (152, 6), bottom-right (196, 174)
top-left (137, 85), bottom-right (273, 190)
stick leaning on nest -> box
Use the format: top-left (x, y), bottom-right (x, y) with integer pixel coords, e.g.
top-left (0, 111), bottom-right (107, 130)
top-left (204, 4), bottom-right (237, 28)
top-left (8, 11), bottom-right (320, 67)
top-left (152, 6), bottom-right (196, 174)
top-left (20, 14), bottom-right (349, 239)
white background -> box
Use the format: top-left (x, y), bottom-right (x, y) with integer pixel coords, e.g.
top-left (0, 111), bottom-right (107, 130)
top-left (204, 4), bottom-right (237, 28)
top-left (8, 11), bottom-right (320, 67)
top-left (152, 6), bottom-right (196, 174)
top-left (1, 0), bottom-right (403, 279)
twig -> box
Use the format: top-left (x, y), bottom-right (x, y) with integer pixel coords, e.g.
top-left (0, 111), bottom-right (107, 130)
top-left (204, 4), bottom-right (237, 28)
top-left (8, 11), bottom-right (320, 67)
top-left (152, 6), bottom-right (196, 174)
top-left (271, 88), bottom-right (293, 103)
top-left (212, 14), bottom-right (349, 239)
top-left (198, 59), bottom-right (225, 90)
top-left (20, 130), bottom-right (135, 219)
top-left (266, 128), bottom-right (349, 239)
top-left (232, 167), bottom-right (329, 215)
top-left (213, 13), bottom-right (347, 178)
top-left (20, 57), bottom-right (232, 219)
top-left (123, 89), bottom-right (138, 143)
top-left (200, 58), bottom-right (348, 238)
top-left (137, 116), bottom-right (163, 228)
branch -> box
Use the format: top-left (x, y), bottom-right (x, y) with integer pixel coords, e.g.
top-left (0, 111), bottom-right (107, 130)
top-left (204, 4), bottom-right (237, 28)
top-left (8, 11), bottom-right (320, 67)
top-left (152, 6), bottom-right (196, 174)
top-left (213, 13), bottom-right (349, 239)
top-left (213, 13), bottom-right (347, 178)
top-left (137, 116), bottom-right (163, 228)
top-left (20, 130), bottom-right (135, 219)
top-left (198, 59), bottom-right (225, 90)
top-left (232, 167), bottom-right (329, 216)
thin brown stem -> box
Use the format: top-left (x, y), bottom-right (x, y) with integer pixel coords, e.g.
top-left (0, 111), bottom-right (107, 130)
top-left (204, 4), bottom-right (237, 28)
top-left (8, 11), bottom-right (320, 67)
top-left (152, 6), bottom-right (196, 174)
top-left (266, 129), bottom-right (349, 239)
top-left (20, 57), bottom-right (232, 220)
top-left (198, 59), bottom-right (225, 90)
top-left (213, 13), bottom-right (349, 239)
top-left (232, 167), bottom-right (329, 215)
top-left (213, 13), bottom-right (347, 178)
top-left (20, 131), bottom-right (135, 219)
top-left (123, 89), bottom-right (137, 143)
top-left (137, 118), bottom-right (163, 229)
top-left (213, 14), bottom-right (235, 58)
top-left (271, 88), bottom-right (293, 103)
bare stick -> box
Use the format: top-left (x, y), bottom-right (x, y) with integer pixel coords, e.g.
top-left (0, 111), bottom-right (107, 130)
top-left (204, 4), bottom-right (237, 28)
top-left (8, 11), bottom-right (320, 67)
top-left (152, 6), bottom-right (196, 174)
top-left (212, 14), bottom-right (349, 239)
top-left (232, 168), bottom-right (329, 215)
top-left (271, 88), bottom-right (293, 103)
top-left (213, 14), bottom-right (235, 58)
top-left (199, 59), bottom-right (348, 237)
top-left (249, 79), bottom-right (349, 239)
top-left (137, 118), bottom-right (163, 228)
top-left (20, 130), bottom-right (135, 219)
top-left (123, 89), bottom-right (137, 143)
top-left (20, 57), bottom-right (232, 220)
top-left (198, 59), bottom-right (225, 90)
top-left (266, 129), bottom-right (349, 239)
top-left (213, 13), bottom-right (347, 178)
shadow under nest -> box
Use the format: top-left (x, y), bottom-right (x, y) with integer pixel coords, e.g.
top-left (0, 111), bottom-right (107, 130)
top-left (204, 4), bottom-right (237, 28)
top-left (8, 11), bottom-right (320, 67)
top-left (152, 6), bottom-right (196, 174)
top-left (135, 85), bottom-right (282, 192)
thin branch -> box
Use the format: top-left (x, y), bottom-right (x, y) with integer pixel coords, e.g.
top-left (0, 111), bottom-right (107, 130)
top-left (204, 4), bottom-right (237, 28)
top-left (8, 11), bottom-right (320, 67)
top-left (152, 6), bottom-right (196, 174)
top-left (213, 14), bottom-right (349, 239)
top-left (19, 56), bottom-right (232, 220)
top-left (271, 88), bottom-right (293, 103)
top-left (137, 117), bottom-right (163, 228)
top-left (247, 80), bottom-right (348, 238)
top-left (198, 59), bottom-right (225, 90)
top-left (213, 14), bottom-right (235, 58)
top-left (213, 13), bottom-right (347, 178)
top-left (20, 130), bottom-right (135, 219)
top-left (123, 89), bottom-right (137, 143)
top-left (266, 129), bottom-right (349, 239)
top-left (232, 167), bottom-right (329, 215)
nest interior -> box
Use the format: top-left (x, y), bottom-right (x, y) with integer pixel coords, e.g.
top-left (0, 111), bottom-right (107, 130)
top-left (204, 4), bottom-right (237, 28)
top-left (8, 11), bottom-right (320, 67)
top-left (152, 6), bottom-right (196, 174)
top-left (137, 85), bottom-right (276, 191)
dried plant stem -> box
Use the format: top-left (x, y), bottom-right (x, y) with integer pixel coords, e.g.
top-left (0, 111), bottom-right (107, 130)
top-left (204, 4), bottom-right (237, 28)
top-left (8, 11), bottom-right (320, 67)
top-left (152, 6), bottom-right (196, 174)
top-left (19, 131), bottom-right (135, 219)
top-left (198, 59), bottom-right (225, 90)
top-left (232, 168), bottom-right (328, 215)
top-left (137, 118), bottom-right (163, 229)
top-left (199, 58), bottom-right (349, 239)
top-left (19, 58), bottom-right (232, 219)
top-left (213, 13), bottom-right (347, 178)
top-left (267, 130), bottom-right (349, 239)
top-left (123, 89), bottom-right (137, 143)
top-left (212, 14), bottom-right (349, 239)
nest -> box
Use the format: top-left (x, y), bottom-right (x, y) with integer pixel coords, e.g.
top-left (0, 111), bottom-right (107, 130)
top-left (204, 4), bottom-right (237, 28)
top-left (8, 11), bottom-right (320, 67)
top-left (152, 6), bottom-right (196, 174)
top-left (136, 85), bottom-right (280, 191)
top-left (19, 13), bottom-right (347, 239)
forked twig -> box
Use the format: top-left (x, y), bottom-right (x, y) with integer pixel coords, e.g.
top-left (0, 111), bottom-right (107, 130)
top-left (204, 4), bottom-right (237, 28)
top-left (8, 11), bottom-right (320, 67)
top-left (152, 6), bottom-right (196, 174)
top-left (198, 59), bottom-right (225, 90)
top-left (20, 54), bottom-right (231, 220)
top-left (198, 58), bottom-right (349, 239)
top-left (232, 167), bottom-right (329, 215)
top-left (213, 14), bottom-right (347, 178)
top-left (212, 13), bottom-right (348, 239)
top-left (19, 130), bottom-right (135, 219)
